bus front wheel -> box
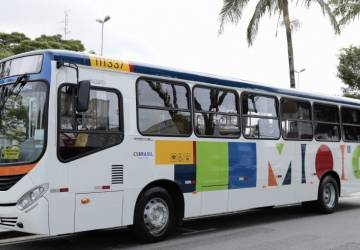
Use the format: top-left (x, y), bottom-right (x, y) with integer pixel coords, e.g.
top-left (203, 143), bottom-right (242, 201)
top-left (133, 187), bottom-right (175, 243)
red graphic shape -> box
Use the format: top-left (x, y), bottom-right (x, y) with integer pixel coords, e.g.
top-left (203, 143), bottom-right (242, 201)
top-left (315, 145), bottom-right (333, 180)
top-left (268, 162), bottom-right (278, 186)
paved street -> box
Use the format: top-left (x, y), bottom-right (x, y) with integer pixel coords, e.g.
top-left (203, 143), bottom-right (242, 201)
top-left (2, 197), bottom-right (360, 250)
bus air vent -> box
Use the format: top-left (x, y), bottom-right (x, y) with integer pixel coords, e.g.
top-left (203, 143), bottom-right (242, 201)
top-left (0, 217), bottom-right (18, 227)
top-left (0, 174), bottom-right (25, 191)
top-left (112, 165), bottom-right (123, 184)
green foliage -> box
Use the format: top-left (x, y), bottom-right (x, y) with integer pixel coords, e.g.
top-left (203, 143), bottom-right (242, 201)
top-left (35, 34), bottom-right (85, 51)
top-left (0, 32), bottom-right (30, 46)
top-left (0, 48), bottom-right (14, 59)
top-left (343, 89), bottom-right (360, 99)
top-left (0, 32), bottom-right (85, 60)
top-left (337, 46), bottom-right (360, 98)
top-left (329, 0), bottom-right (360, 25)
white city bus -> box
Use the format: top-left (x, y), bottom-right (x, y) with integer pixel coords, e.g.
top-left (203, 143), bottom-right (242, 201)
top-left (0, 50), bottom-right (360, 242)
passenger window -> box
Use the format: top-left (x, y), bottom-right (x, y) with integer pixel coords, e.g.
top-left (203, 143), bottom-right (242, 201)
top-left (281, 98), bottom-right (312, 140)
top-left (137, 80), bottom-right (189, 109)
top-left (341, 107), bottom-right (360, 141)
top-left (242, 93), bottom-right (280, 139)
top-left (194, 86), bottom-right (240, 138)
top-left (58, 85), bottom-right (123, 162)
top-left (137, 79), bottom-right (191, 136)
top-left (313, 103), bottom-right (340, 141)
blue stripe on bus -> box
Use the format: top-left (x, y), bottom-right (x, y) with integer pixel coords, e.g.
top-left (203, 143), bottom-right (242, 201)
top-left (53, 55), bottom-right (91, 66)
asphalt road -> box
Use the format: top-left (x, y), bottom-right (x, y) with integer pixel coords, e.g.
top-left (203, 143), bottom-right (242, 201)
top-left (2, 197), bottom-right (360, 250)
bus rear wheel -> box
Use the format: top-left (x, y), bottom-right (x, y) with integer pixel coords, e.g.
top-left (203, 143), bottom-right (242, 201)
top-left (316, 175), bottom-right (339, 214)
top-left (133, 187), bottom-right (175, 243)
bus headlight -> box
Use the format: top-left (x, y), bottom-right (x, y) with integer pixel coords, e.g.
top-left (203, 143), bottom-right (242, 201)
top-left (16, 183), bottom-right (49, 211)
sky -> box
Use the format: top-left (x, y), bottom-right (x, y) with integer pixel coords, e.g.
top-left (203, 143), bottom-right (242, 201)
top-left (1, 0), bottom-right (359, 96)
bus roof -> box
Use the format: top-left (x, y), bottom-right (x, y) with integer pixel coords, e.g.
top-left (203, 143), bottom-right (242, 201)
top-left (2, 49), bottom-right (359, 107)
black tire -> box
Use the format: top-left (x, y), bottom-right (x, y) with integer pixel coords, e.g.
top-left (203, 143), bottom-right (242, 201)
top-left (133, 187), bottom-right (175, 243)
top-left (315, 175), bottom-right (339, 214)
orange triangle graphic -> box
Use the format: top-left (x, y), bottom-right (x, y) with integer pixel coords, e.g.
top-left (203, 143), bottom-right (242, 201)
top-left (268, 162), bottom-right (278, 186)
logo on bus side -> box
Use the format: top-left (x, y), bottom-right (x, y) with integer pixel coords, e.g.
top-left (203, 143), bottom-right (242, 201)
top-left (133, 152), bottom-right (153, 158)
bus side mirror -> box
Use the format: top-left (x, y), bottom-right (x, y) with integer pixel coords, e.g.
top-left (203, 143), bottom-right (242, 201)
top-left (76, 80), bottom-right (91, 112)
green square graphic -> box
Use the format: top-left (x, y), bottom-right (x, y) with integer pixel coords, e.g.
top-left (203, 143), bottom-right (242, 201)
top-left (196, 142), bottom-right (229, 192)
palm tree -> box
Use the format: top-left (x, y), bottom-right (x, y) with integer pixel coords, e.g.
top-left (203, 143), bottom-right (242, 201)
top-left (219, 0), bottom-right (340, 88)
top-left (329, 0), bottom-right (360, 25)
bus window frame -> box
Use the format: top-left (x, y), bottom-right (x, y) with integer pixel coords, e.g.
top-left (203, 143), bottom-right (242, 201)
top-left (0, 79), bottom-right (49, 166)
top-left (280, 97), bottom-right (313, 141)
top-left (136, 77), bottom-right (192, 138)
top-left (241, 91), bottom-right (281, 140)
top-left (57, 83), bottom-right (124, 163)
top-left (313, 102), bottom-right (341, 142)
top-left (340, 105), bottom-right (360, 143)
top-left (192, 84), bottom-right (241, 139)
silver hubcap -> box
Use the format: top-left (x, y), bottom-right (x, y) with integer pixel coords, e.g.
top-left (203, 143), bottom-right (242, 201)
top-left (143, 198), bottom-right (169, 236)
top-left (323, 183), bottom-right (336, 208)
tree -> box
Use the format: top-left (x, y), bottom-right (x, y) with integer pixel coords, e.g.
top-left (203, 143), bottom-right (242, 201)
top-left (329, 0), bottom-right (360, 25)
top-left (0, 32), bottom-right (31, 58)
top-left (218, 0), bottom-right (340, 88)
top-left (0, 32), bottom-right (85, 60)
top-left (0, 48), bottom-right (14, 59)
top-left (337, 46), bottom-right (360, 98)
top-left (0, 32), bottom-right (30, 47)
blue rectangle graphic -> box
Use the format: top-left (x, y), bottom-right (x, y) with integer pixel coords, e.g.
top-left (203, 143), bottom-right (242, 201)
top-left (174, 164), bottom-right (196, 193)
top-left (228, 142), bottom-right (257, 189)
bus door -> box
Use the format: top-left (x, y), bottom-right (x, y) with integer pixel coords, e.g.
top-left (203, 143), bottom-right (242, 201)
top-left (52, 81), bottom-right (125, 233)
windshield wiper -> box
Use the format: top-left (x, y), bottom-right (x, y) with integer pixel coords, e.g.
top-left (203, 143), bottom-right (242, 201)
top-left (0, 74), bottom-right (28, 114)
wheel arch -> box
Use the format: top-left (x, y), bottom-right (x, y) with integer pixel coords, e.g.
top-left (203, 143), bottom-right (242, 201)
top-left (135, 179), bottom-right (184, 226)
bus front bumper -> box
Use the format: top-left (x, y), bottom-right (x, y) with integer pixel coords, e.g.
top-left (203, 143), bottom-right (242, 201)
top-left (0, 197), bottom-right (49, 235)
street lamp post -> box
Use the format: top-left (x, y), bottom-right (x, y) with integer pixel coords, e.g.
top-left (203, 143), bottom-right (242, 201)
top-left (96, 16), bottom-right (111, 56)
top-left (294, 68), bottom-right (305, 89)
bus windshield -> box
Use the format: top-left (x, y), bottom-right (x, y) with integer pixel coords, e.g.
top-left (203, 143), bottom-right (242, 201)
top-left (0, 55), bottom-right (43, 79)
top-left (0, 81), bottom-right (47, 165)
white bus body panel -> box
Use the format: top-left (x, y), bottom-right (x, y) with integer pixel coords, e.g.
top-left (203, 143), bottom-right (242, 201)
top-left (75, 191), bottom-right (123, 232)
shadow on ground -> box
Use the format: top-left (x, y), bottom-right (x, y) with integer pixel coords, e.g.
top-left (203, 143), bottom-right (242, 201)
top-left (3, 200), bottom-right (359, 250)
